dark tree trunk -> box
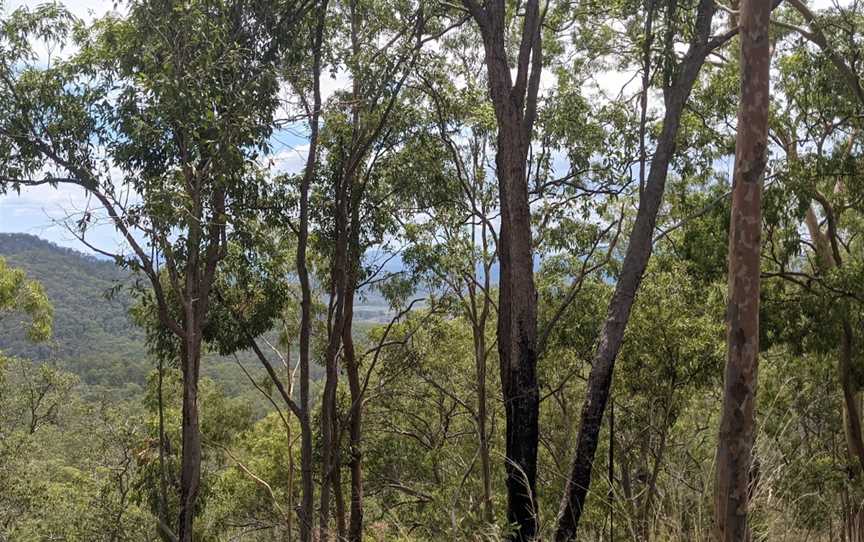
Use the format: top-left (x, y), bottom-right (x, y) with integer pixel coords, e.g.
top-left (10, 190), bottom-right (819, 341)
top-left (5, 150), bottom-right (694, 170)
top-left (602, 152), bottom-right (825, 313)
top-left (178, 326), bottom-right (203, 542)
top-left (344, 282), bottom-right (364, 542)
top-left (332, 419), bottom-right (348, 541)
top-left (156, 357), bottom-right (174, 542)
top-left (320, 144), bottom-right (351, 542)
top-left (714, 0), bottom-right (770, 538)
top-left (461, 0), bottom-right (543, 537)
top-left (496, 118), bottom-right (540, 542)
top-left (343, 194), bottom-right (364, 542)
top-left (295, 3), bottom-right (328, 541)
top-left (553, 2), bottom-right (727, 539)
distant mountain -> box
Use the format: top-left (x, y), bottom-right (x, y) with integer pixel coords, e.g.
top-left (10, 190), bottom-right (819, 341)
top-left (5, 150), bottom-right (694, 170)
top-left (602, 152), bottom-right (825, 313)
top-left (0, 233), bottom-right (149, 389)
top-left (0, 233), bottom-right (393, 399)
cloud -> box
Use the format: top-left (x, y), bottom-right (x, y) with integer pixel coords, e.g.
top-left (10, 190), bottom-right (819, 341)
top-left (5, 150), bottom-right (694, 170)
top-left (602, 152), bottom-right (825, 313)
top-left (267, 144), bottom-right (311, 175)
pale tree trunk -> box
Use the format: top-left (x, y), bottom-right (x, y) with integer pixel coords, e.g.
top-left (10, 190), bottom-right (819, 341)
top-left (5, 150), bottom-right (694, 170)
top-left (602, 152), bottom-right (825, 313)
top-left (714, 0), bottom-right (770, 538)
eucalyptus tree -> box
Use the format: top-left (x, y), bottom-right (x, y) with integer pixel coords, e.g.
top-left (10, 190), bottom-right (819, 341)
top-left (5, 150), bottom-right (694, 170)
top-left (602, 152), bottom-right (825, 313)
top-left (308, 1), bottom-right (434, 538)
top-left (293, 4), bottom-right (328, 540)
top-left (455, 0), bottom-right (544, 536)
top-left (0, 258), bottom-right (52, 345)
top-left (714, 0), bottom-right (771, 538)
top-left (405, 49), bottom-right (501, 523)
top-left (0, 1), bottom-right (309, 539)
top-left (554, 0), bottom-right (784, 537)
top-left (758, 1), bottom-right (864, 533)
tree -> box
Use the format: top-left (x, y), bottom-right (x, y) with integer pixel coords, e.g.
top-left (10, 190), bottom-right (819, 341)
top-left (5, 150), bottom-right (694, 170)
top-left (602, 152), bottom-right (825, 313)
top-left (714, 0), bottom-right (771, 538)
top-left (554, 1), bottom-right (751, 536)
top-left (309, 2), bottom-right (428, 537)
top-left (457, 0), bottom-right (543, 536)
top-left (0, 257), bottom-right (52, 345)
top-left (0, 2), bottom-right (306, 538)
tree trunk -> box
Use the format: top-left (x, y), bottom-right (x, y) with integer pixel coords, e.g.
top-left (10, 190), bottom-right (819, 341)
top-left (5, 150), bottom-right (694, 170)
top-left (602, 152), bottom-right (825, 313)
top-left (714, 0), bottom-right (770, 538)
top-left (461, 0), bottom-right (543, 536)
top-left (475, 319), bottom-right (494, 525)
top-left (332, 419), bottom-right (348, 541)
top-left (295, 3), bottom-right (327, 539)
top-left (553, 2), bottom-right (722, 539)
top-left (156, 357), bottom-right (174, 542)
top-left (494, 118), bottom-right (539, 539)
top-left (320, 148), bottom-right (351, 542)
top-left (344, 276), bottom-right (364, 542)
top-left (178, 327), bottom-right (203, 542)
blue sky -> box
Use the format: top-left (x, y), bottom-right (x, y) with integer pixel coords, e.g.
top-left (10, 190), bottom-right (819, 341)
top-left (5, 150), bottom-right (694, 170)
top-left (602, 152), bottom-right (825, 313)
top-left (0, 0), bottom-right (317, 254)
top-left (0, 0), bottom-right (838, 254)
top-left (0, 0), bottom-right (116, 251)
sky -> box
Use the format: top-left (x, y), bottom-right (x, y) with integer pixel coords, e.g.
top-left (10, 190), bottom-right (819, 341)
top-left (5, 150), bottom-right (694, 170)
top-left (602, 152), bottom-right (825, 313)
top-left (0, 0), bottom-right (839, 254)
top-left (0, 0), bottom-right (113, 251)
top-left (0, 0), bottom-right (320, 253)
top-left (0, 0), bottom-right (620, 255)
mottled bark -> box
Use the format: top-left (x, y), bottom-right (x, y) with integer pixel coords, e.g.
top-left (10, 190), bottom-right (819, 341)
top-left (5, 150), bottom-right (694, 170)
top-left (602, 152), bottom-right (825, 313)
top-left (714, 0), bottom-right (770, 538)
top-left (554, 2), bottom-right (726, 539)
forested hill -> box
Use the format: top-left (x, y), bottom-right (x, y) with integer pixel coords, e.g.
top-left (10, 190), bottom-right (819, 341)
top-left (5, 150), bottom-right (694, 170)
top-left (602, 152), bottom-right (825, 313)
top-left (0, 233), bottom-right (385, 394)
top-left (0, 233), bottom-right (148, 387)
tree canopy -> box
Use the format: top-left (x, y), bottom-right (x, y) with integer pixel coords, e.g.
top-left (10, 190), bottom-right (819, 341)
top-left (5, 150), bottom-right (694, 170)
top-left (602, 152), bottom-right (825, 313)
top-left (1, 0), bottom-right (863, 540)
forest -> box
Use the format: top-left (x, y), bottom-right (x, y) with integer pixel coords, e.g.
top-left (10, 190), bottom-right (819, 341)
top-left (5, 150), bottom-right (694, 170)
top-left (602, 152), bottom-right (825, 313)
top-left (0, 0), bottom-right (861, 540)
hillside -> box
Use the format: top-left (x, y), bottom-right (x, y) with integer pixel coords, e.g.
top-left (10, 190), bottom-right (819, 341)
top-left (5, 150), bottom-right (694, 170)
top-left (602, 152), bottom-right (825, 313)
top-left (0, 233), bottom-right (391, 396)
top-left (0, 233), bottom-right (149, 389)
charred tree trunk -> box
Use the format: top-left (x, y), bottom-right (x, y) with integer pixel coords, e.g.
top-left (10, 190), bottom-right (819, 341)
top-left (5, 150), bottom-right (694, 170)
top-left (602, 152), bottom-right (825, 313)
top-left (460, 0), bottom-right (543, 537)
top-left (714, 0), bottom-right (770, 538)
top-left (553, 1), bottom-right (731, 538)
top-left (496, 120), bottom-right (540, 541)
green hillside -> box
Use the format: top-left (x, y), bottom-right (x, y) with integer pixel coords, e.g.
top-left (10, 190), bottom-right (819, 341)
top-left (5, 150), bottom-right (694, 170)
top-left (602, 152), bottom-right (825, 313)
top-left (0, 233), bottom-right (149, 389)
top-left (0, 233), bottom-right (386, 397)
top-left (0, 234), bottom-right (273, 396)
